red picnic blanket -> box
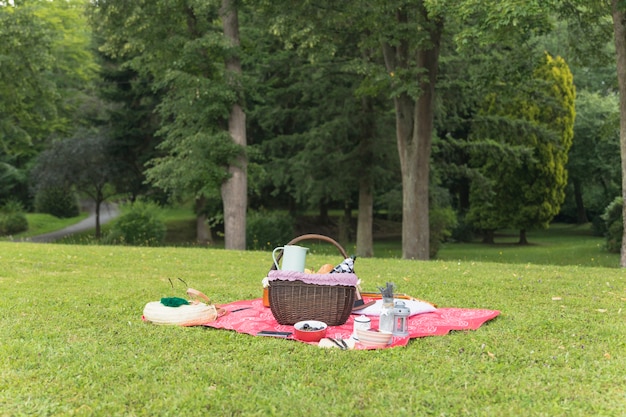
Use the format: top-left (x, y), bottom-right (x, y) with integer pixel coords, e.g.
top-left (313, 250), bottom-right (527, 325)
top-left (203, 298), bottom-right (500, 350)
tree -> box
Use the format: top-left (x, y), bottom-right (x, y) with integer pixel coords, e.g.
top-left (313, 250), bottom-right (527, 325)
top-left (91, 0), bottom-right (248, 249)
top-left (554, 0), bottom-right (626, 265)
top-left (0, 3), bottom-right (58, 203)
top-left (260, 0), bottom-right (562, 259)
top-left (565, 0), bottom-right (626, 263)
top-left (0, 4), bottom-right (54, 152)
top-left (380, 2), bottom-right (443, 259)
top-left (98, 63), bottom-right (162, 202)
top-left (565, 90), bottom-right (620, 224)
top-left (611, 0), bottom-right (626, 266)
top-left (255, 0), bottom-right (444, 259)
top-left (467, 53), bottom-right (576, 244)
top-left (531, 16), bottom-right (618, 225)
top-left (31, 128), bottom-right (118, 238)
top-left (243, 7), bottom-right (397, 256)
top-left (0, 0), bottom-right (98, 204)
top-left (220, 0), bottom-right (247, 250)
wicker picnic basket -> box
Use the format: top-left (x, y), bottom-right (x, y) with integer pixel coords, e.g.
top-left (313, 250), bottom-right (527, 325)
top-left (268, 234), bottom-right (357, 326)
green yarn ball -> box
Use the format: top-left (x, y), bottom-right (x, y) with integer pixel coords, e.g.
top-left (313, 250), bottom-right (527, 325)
top-left (160, 297), bottom-right (190, 307)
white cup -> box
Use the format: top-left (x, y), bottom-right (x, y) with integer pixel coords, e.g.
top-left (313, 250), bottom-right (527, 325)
top-left (272, 245), bottom-right (309, 272)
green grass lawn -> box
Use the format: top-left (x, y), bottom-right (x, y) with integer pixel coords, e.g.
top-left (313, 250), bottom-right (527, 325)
top-left (436, 223), bottom-right (621, 268)
top-left (336, 223), bottom-right (621, 269)
top-left (1, 234), bottom-right (625, 416)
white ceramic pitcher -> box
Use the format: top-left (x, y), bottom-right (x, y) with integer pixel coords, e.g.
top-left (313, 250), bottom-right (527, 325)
top-left (272, 245), bottom-right (309, 272)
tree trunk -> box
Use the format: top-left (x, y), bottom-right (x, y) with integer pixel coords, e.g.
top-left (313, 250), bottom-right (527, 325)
top-left (338, 201), bottom-right (352, 247)
top-left (382, 5), bottom-right (442, 260)
top-left (482, 229), bottom-right (495, 244)
top-left (356, 175), bottom-right (374, 257)
top-left (195, 197), bottom-right (213, 245)
top-left (573, 179), bottom-right (588, 224)
top-left (393, 90), bottom-right (423, 259)
top-left (94, 199), bottom-right (101, 239)
top-left (612, 0), bottom-right (626, 267)
top-left (196, 213), bottom-right (212, 245)
top-left (319, 201), bottom-right (330, 225)
top-left (356, 96), bottom-right (375, 258)
top-left (94, 187), bottom-right (104, 239)
top-left (220, 0), bottom-right (247, 250)
top-left (518, 229), bottom-right (528, 245)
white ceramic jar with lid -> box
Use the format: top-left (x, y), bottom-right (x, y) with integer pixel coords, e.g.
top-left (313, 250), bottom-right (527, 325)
top-left (352, 315), bottom-right (371, 340)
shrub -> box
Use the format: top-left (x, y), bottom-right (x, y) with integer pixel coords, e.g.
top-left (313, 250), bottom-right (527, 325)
top-left (590, 214), bottom-right (607, 237)
top-left (246, 210), bottom-right (294, 251)
top-left (428, 185), bottom-right (459, 258)
top-left (0, 199), bottom-right (28, 236)
top-left (450, 212), bottom-right (475, 243)
top-left (105, 201), bottom-right (166, 246)
top-left (34, 187), bottom-right (79, 218)
top-left (429, 206), bottom-right (458, 258)
top-left (602, 197), bottom-right (623, 253)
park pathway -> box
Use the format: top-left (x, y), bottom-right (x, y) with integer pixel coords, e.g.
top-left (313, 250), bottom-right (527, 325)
top-left (17, 202), bottom-right (119, 243)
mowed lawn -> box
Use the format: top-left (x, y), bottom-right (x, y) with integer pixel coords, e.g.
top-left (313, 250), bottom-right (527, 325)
top-left (0, 225), bottom-right (625, 416)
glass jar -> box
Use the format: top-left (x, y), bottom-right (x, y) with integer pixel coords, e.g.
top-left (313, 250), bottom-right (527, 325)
top-left (378, 296), bottom-right (394, 333)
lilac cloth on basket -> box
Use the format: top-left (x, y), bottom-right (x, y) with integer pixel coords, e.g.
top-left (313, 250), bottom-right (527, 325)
top-left (267, 270), bottom-right (358, 287)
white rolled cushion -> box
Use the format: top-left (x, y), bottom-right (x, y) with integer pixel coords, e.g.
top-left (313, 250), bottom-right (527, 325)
top-left (143, 301), bottom-right (218, 326)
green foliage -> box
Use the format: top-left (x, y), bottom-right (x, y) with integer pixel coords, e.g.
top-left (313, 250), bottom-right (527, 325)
top-left (34, 186), bottom-right (80, 219)
top-left (0, 3), bottom-right (57, 152)
top-left (244, 18), bottom-right (397, 213)
top-left (449, 212), bottom-right (476, 243)
top-left (91, 1), bottom-right (242, 206)
top-left (467, 52), bottom-right (576, 236)
top-left (429, 205), bottom-right (457, 258)
top-left (31, 127), bottom-right (118, 207)
top-left (105, 201), bottom-right (166, 246)
top-left (0, 162), bottom-right (28, 207)
top-left (562, 91), bottom-right (620, 223)
top-left (246, 209), bottom-right (294, 251)
top-left (601, 197), bottom-right (623, 253)
top-left (0, 0), bottom-right (99, 203)
top-left (98, 64), bottom-right (162, 200)
top-left (0, 199), bottom-right (28, 236)
top-left (145, 131), bottom-right (241, 200)
top-left (376, 187), bottom-right (402, 222)
top-left (428, 185), bottom-right (458, 257)
top-left (1, 211), bottom-right (88, 239)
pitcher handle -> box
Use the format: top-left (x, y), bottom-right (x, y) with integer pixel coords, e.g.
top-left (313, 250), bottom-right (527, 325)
top-left (271, 246), bottom-right (284, 270)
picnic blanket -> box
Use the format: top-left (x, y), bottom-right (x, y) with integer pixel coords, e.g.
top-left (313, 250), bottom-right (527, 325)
top-left (203, 298), bottom-right (500, 350)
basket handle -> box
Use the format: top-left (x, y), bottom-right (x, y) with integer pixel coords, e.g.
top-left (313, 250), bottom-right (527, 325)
top-left (186, 288), bottom-right (211, 304)
top-left (270, 234), bottom-right (348, 271)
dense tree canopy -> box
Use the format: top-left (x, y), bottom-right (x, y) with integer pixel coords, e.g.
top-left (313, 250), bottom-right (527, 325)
top-left (91, 0), bottom-right (248, 249)
top-left (5, 0), bottom-right (626, 260)
top-left (31, 127), bottom-right (118, 238)
top-left (0, 0), bottom-right (97, 204)
top-left (565, 90), bottom-right (620, 224)
top-left (466, 53), bottom-right (576, 244)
